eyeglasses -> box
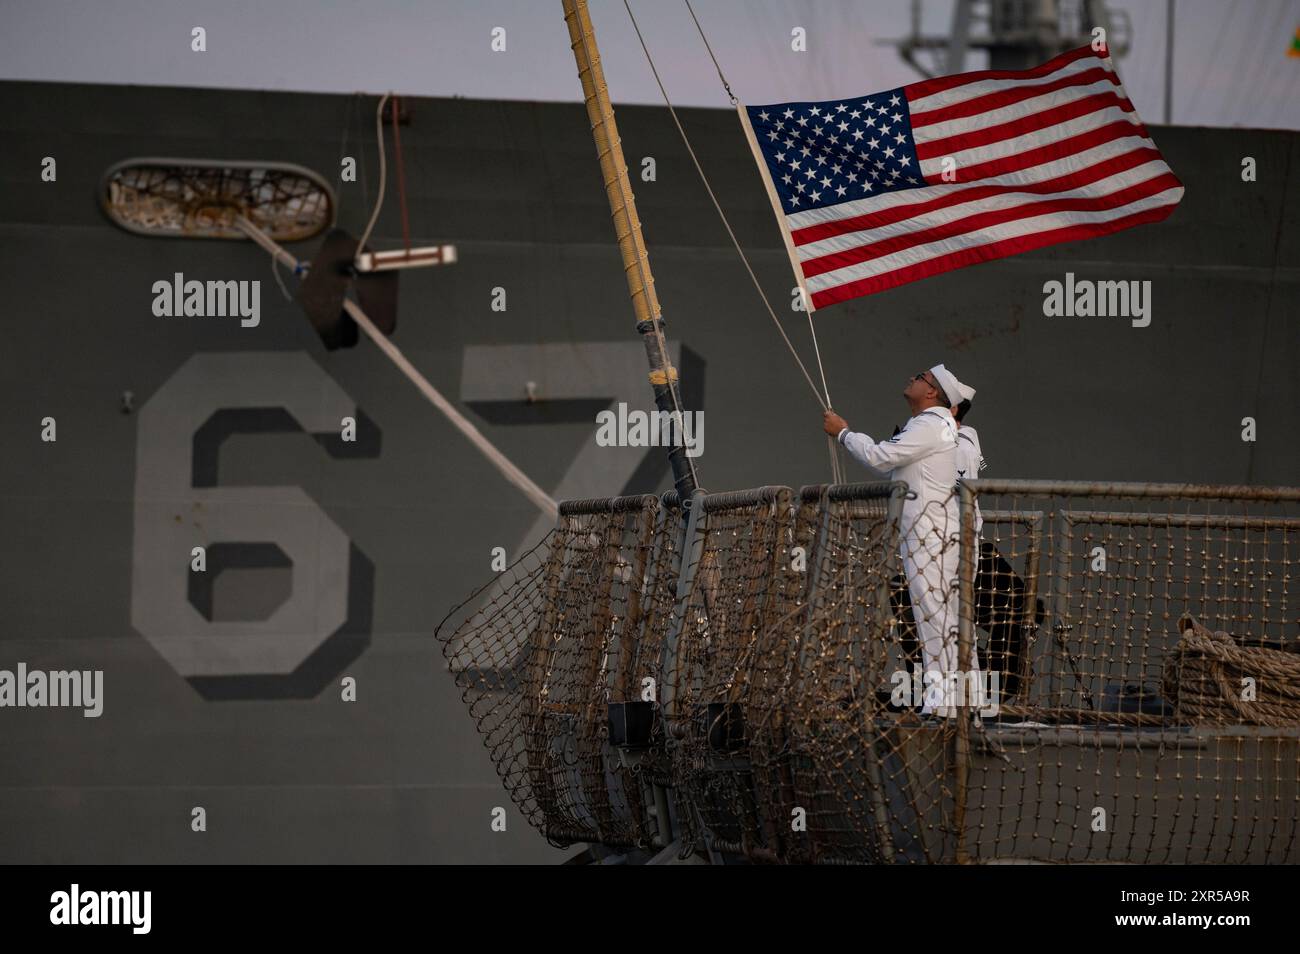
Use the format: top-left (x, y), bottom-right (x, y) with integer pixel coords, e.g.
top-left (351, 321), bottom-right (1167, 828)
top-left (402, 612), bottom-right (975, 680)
top-left (912, 371), bottom-right (934, 387)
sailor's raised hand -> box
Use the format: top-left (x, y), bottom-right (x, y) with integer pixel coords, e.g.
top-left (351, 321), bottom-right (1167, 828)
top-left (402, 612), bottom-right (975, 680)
top-left (823, 409), bottom-right (848, 437)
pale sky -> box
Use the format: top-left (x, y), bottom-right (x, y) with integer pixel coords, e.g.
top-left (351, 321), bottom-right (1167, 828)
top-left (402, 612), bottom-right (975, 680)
top-left (1, 0), bottom-right (1297, 129)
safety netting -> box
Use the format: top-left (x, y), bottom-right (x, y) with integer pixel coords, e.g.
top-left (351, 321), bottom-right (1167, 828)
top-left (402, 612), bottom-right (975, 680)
top-left (436, 479), bottom-right (1300, 863)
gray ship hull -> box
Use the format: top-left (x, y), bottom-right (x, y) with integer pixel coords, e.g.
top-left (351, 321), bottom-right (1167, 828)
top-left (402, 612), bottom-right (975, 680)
top-left (0, 80), bottom-right (1295, 862)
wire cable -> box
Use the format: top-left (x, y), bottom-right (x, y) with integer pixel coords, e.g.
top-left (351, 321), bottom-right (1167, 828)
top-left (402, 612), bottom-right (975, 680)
top-left (683, 0), bottom-right (736, 104)
top-left (625, 0), bottom-right (846, 479)
top-left (357, 91), bottom-right (390, 256)
top-left (623, 0), bottom-right (827, 411)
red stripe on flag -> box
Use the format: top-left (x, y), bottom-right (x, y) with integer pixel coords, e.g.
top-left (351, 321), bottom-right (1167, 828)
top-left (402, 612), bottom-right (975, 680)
top-left (800, 172), bottom-right (1182, 279)
top-left (791, 146), bottom-right (1164, 247)
top-left (915, 90), bottom-right (1136, 161)
top-left (908, 65), bottom-right (1120, 129)
top-left (903, 45), bottom-right (1104, 102)
top-left (941, 119), bottom-right (1150, 183)
top-left (808, 204), bottom-right (1178, 308)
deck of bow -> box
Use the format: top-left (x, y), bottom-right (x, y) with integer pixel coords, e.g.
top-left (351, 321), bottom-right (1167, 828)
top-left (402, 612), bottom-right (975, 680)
top-left (436, 479), bottom-right (1300, 863)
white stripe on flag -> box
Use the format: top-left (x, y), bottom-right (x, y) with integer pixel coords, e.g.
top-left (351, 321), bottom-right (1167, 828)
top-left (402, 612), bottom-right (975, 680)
top-left (912, 76), bottom-right (1127, 145)
top-left (917, 104), bottom-right (1145, 178)
top-left (795, 160), bottom-right (1175, 263)
top-left (805, 186), bottom-right (1184, 293)
top-left (785, 132), bottom-right (1158, 231)
top-left (906, 53), bottom-right (1116, 114)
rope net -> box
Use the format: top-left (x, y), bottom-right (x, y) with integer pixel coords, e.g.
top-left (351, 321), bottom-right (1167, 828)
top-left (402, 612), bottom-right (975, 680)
top-left (102, 160), bottom-right (333, 240)
top-left (436, 480), bottom-right (1300, 863)
top-left (778, 485), bottom-right (956, 863)
top-left (965, 483), bottom-right (1300, 864)
top-left (663, 487), bottom-right (804, 860)
top-left (436, 494), bottom-right (679, 849)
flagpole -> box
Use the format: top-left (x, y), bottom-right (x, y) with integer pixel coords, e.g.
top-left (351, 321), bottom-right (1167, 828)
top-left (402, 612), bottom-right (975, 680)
top-left (561, 0), bottom-right (699, 500)
top-left (736, 102), bottom-right (846, 482)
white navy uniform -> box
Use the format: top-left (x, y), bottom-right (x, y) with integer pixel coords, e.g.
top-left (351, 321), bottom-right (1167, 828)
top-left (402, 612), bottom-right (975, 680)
top-left (955, 424), bottom-right (985, 535)
top-left (838, 407), bottom-right (982, 712)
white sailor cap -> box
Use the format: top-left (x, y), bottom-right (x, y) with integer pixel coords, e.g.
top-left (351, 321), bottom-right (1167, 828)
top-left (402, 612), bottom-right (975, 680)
top-left (928, 364), bottom-right (974, 406)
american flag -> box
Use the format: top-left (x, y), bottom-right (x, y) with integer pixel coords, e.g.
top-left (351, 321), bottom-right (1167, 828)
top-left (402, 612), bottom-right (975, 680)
top-left (740, 45), bottom-right (1184, 311)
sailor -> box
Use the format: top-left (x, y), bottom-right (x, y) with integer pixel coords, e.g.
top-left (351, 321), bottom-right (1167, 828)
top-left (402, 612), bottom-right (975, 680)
top-left (951, 389), bottom-right (983, 530)
top-left (884, 382), bottom-right (979, 709)
top-left (950, 393), bottom-right (1041, 702)
top-left (822, 364), bottom-right (982, 715)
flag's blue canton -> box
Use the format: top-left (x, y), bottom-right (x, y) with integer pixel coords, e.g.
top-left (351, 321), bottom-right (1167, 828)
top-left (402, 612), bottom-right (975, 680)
top-left (747, 89), bottom-right (926, 214)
